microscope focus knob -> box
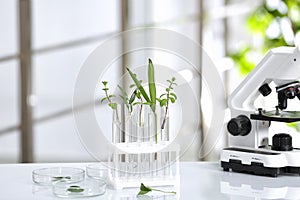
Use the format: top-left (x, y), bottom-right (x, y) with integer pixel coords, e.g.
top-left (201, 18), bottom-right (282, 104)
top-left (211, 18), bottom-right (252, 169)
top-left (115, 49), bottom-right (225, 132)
top-left (227, 115), bottom-right (251, 136)
top-left (271, 133), bottom-right (293, 151)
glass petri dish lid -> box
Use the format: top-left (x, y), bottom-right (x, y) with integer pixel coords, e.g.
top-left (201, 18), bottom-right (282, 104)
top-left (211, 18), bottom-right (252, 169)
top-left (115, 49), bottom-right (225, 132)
top-left (86, 163), bottom-right (108, 181)
top-left (32, 167), bottom-right (85, 185)
top-left (53, 179), bottom-right (106, 198)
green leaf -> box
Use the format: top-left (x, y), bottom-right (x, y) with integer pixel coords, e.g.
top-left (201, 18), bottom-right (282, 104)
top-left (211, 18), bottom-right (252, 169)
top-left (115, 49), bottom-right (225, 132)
top-left (133, 102), bottom-right (151, 106)
top-left (170, 97), bottom-right (175, 103)
top-left (160, 93), bottom-right (167, 98)
top-left (166, 88), bottom-right (170, 92)
top-left (148, 58), bottom-right (156, 112)
top-left (140, 183), bottom-right (152, 192)
top-left (109, 103), bottom-right (117, 109)
top-left (102, 88), bottom-right (109, 91)
top-left (170, 93), bottom-right (177, 99)
top-left (127, 68), bottom-right (151, 102)
top-left (119, 95), bottom-right (127, 101)
top-left (137, 182), bottom-right (176, 196)
top-left (132, 102), bottom-right (142, 106)
top-left (108, 94), bottom-right (116, 98)
top-left (160, 99), bottom-right (167, 106)
top-left (118, 85), bottom-right (128, 97)
top-left (67, 185), bottom-right (84, 193)
top-left (118, 85), bottom-right (131, 109)
top-left (101, 97), bottom-right (108, 103)
top-left (129, 90), bottom-right (137, 104)
top-left (130, 80), bottom-right (142, 88)
top-left (171, 77), bottom-right (176, 81)
top-left (52, 176), bottom-right (71, 181)
top-left (167, 80), bottom-right (172, 84)
top-left (138, 190), bottom-right (151, 195)
top-left (102, 81), bottom-right (108, 86)
top-left (130, 84), bottom-right (135, 88)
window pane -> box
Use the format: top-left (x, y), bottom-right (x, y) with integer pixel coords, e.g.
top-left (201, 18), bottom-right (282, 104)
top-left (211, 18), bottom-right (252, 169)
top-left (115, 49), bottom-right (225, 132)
top-left (130, 0), bottom-right (199, 27)
top-left (153, 0), bottom-right (198, 23)
top-left (32, 0), bottom-right (120, 49)
top-left (33, 43), bottom-right (100, 118)
top-left (0, 61), bottom-right (19, 164)
top-left (34, 115), bottom-right (94, 162)
top-left (0, 60), bottom-right (19, 129)
top-left (0, 131), bottom-right (19, 163)
top-left (0, 0), bottom-right (18, 55)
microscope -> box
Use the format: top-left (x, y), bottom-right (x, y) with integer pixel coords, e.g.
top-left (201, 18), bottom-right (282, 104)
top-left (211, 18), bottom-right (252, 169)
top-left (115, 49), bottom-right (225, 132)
top-left (221, 46), bottom-right (300, 177)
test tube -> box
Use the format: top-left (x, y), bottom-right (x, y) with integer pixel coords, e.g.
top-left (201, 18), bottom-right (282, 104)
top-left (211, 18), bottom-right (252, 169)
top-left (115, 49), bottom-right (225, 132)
top-left (112, 111), bottom-right (121, 144)
top-left (124, 106), bottom-right (131, 179)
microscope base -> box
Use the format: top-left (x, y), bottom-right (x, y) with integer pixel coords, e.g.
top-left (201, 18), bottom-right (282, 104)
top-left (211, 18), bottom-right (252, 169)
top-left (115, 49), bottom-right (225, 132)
top-left (220, 147), bottom-right (300, 177)
top-left (221, 160), bottom-right (281, 177)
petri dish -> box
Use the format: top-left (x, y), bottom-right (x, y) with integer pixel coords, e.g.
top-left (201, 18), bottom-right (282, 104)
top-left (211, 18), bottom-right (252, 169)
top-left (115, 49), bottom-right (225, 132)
top-left (86, 164), bottom-right (108, 181)
top-left (53, 179), bottom-right (106, 198)
top-left (32, 167), bottom-right (85, 185)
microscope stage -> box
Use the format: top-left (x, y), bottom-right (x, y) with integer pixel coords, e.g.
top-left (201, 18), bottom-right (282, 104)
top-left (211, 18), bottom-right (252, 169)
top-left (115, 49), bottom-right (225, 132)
top-left (250, 110), bottom-right (300, 122)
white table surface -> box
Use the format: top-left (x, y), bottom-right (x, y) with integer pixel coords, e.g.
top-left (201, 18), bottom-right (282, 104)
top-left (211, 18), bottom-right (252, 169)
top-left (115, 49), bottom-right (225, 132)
top-left (1, 162), bottom-right (300, 200)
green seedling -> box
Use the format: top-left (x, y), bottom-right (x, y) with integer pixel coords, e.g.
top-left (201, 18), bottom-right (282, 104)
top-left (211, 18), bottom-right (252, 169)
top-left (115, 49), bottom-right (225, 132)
top-left (127, 59), bottom-right (158, 141)
top-left (126, 69), bottom-right (151, 106)
top-left (129, 80), bottom-right (145, 126)
top-left (101, 59), bottom-right (177, 143)
top-left (118, 85), bottom-right (132, 113)
top-left (101, 81), bottom-right (117, 110)
top-left (101, 81), bottom-right (119, 121)
top-left (137, 183), bottom-right (176, 196)
top-left (157, 77), bottom-right (177, 129)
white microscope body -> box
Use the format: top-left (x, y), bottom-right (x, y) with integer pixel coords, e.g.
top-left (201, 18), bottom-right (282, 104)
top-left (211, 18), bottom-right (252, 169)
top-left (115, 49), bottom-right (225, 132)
top-left (221, 46), bottom-right (300, 177)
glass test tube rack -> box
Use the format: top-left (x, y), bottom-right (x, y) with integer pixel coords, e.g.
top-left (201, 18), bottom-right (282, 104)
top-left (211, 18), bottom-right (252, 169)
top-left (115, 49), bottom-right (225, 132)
top-left (108, 105), bottom-right (180, 189)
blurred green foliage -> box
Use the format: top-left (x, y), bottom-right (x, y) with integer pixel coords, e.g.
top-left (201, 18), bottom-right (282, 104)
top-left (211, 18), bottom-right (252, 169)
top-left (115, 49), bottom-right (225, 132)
top-left (230, 0), bottom-right (300, 75)
top-left (287, 122), bottom-right (300, 132)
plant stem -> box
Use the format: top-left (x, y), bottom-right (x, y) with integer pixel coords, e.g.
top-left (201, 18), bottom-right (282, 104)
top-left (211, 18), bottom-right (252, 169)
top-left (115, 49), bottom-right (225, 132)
top-left (104, 89), bottom-right (119, 122)
top-left (155, 113), bottom-right (158, 144)
top-left (139, 99), bottom-right (143, 127)
top-left (161, 80), bottom-right (174, 129)
top-left (151, 188), bottom-right (176, 194)
top-left (161, 92), bottom-right (169, 129)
